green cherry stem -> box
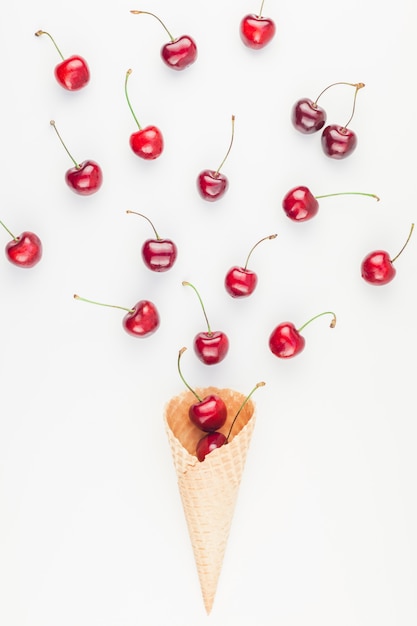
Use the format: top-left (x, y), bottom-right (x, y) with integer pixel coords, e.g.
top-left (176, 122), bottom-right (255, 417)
top-left (182, 281), bottom-right (213, 336)
top-left (313, 81), bottom-right (364, 107)
top-left (226, 381), bottom-right (266, 441)
top-left (297, 311), bottom-right (337, 334)
top-left (125, 69), bottom-right (142, 130)
top-left (391, 223), bottom-right (415, 264)
top-left (35, 30), bottom-right (65, 61)
top-left (73, 294), bottom-right (134, 314)
top-left (243, 234), bottom-right (277, 270)
top-left (214, 115), bottom-right (235, 178)
top-left (177, 347), bottom-right (202, 402)
top-left (314, 191), bottom-right (380, 202)
top-left (50, 120), bottom-right (81, 169)
top-left (126, 210), bottom-right (161, 239)
top-left (0, 220), bottom-right (17, 240)
top-left (130, 10), bottom-right (175, 42)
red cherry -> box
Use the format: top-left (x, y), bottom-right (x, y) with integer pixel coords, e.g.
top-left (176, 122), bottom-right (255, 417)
top-left (361, 223), bottom-right (414, 285)
top-left (269, 312), bottom-right (336, 359)
top-left (321, 82), bottom-right (364, 159)
top-left (197, 115), bottom-right (235, 202)
top-left (50, 120), bottom-right (103, 195)
top-left (1, 220), bottom-right (42, 268)
top-left (240, 1), bottom-right (276, 49)
top-left (35, 30), bottom-right (90, 91)
top-left (73, 295), bottom-right (160, 337)
top-left (126, 211), bottom-right (177, 272)
top-left (130, 10), bottom-right (197, 71)
top-left (282, 186), bottom-right (379, 222)
top-left (182, 281), bottom-right (229, 365)
top-left (177, 348), bottom-right (227, 432)
top-left (225, 233), bottom-right (277, 297)
top-left (125, 69), bottom-right (164, 160)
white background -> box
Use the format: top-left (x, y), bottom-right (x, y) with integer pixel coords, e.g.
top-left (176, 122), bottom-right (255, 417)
top-left (1, 1), bottom-right (417, 625)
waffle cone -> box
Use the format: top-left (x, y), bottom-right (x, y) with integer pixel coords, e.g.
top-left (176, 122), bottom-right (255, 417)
top-left (164, 386), bottom-right (256, 614)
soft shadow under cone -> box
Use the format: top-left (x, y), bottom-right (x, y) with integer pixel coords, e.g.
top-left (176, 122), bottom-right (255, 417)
top-left (164, 387), bottom-right (256, 614)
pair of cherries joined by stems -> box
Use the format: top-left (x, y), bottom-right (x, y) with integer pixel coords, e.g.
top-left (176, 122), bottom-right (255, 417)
top-left (0, 219), bottom-right (43, 268)
top-left (177, 347), bottom-right (265, 461)
top-left (292, 81), bottom-right (365, 159)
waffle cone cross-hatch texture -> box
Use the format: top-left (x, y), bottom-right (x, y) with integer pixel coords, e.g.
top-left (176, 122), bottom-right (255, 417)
top-left (164, 387), bottom-right (256, 614)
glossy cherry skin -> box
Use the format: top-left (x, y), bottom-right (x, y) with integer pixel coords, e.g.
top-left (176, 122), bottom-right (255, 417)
top-left (194, 331), bottom-right (229, 365)
top-left (5, 232), bottom-right (43, 268)
top-left (291, 98), bottom-right (326, 134)
top-left (161, 35), bottom-right (197, 70)
top-left (189, 394), bottom-right (227, 432)
top-left (361, 251), bottom-right (396, 285)
top-left (141, 239), bottom-right (177, 272)
top-left (240, 14), bottom-right (276, 49)
top-left (196, 432), bottom-right (227, 462)
top-left (130, 126), bottom-right (164, 160)
top-left (321, 125), bottom-right (357, 159)
top-left (54, 55), bottom-right (90, 90)
top-left (269, 322), bottom-right (305, 358)
top-left (122, 300), bottom-right (160, 337)
top-left (197, 170), bottom-right (228, 201)
top-left (225, 267), bottom-right (257, 297)
top-left (282, 186), bottom-right (319, 222)
top-left (65, 161), bottom-right (103, 195)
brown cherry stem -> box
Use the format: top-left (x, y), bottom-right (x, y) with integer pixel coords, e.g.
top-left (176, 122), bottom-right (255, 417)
top-left (126, 210), bottom-right (161, 239)
top-left (243, 234), bottom-right (277, 270)
top-left (130, 10), bottom-right (175, 41)
top-left (0, 220), bottom-right (17, 240)
top-left (391, 223), bottom-right (415, 264)
top-left (214, 115), bottom-right (235, 177)
top-left (73, 294), bottom-right (134, 314)
top-left (297, 311), bottom-right (336, 334)
top-left (35, 30), bottom-right (65, 61)
top-left (177, 347), bottom-right (202, 402)
top-left (313, 81), bottom-right (365, 107)
top-left (342, 82), bottom-right (365, 130)
top-left (50, 120), bottom-right (80, 169)
top-left (226, 381), bottom-right (266, 441)
top-left (314, 191), bottom-right (380, 202)
top-left (182, 281), bottom-right (213, 335)
top-left (124, 69), bottom-right (142, 130)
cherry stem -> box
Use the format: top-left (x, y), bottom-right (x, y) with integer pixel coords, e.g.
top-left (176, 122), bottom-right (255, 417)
top-left (126, 210), bottom-right (160, 239)
top-left (34, 30), bottom-right (65, 61)
top-left (50, 120), bottom-right (80, 169)
top-left (258, 0), bottom-right (266, 18)
top-left (124, 69), bottom-right (142, 130)
top-left (214, 115), bottom-right (235, 177)
top-left (73, 294), bottom-right (134, 314)
top-left (313, 81), bottom-right (364, 107)
top-left (226, 381), bottom-right (266, 441)
top-left (130, 10), bottom-right (174, 41)
top-left (0, 220), bottom-right (17, 240)
top-left (297, 311), bottom-right (337, 334)
top-left (243, 234), bottom-right (277, 270)
top-left (182, 281), bottom-right (212, 335)
top-left (314, 191), bottom-right (380, 202)
top-left (177, 347), bottom-right (202, 402)
top-left (391, 223), bottom-right (415, 264)
top-left (343, 83), bottom-right (365, 130)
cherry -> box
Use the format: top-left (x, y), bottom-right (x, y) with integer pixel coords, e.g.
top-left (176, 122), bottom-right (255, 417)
top-left (282, 186), bottom-right (380, 222)
top-left (50, 120), bottom-right (103, 195)
top-left (196, 381), bottom-right (265, 461)
top-left (0, 219), bottom-right (42, 268)
top-left (124, 69), bottom-right (164, 160)
top-left (73, 294), bottom-right (160, 337)
top-left (126, 210), bottom-right (177, 272)
top-left (225, 233), bottom-right (277, 297)
top-left (361, 223), bottom-right (414, 285)
top-left (35, 30), bottom-right (90, 91)
top-left (197, 115), bottom-right (235, 202)
top-left (240, 0), bottom-right (276, 49)
top-left (291, 81), bottom-right (362, 135)
top-left (177, 347), bottom-right (227, 432)
top-left (130, 10), bottom-right (197, 71)
top-left (321, 82), bottom-right (365, 159)
top-left (182, 281), bottom-right (229, 365)
top-left (269, 311), bottom-right (336, 359)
